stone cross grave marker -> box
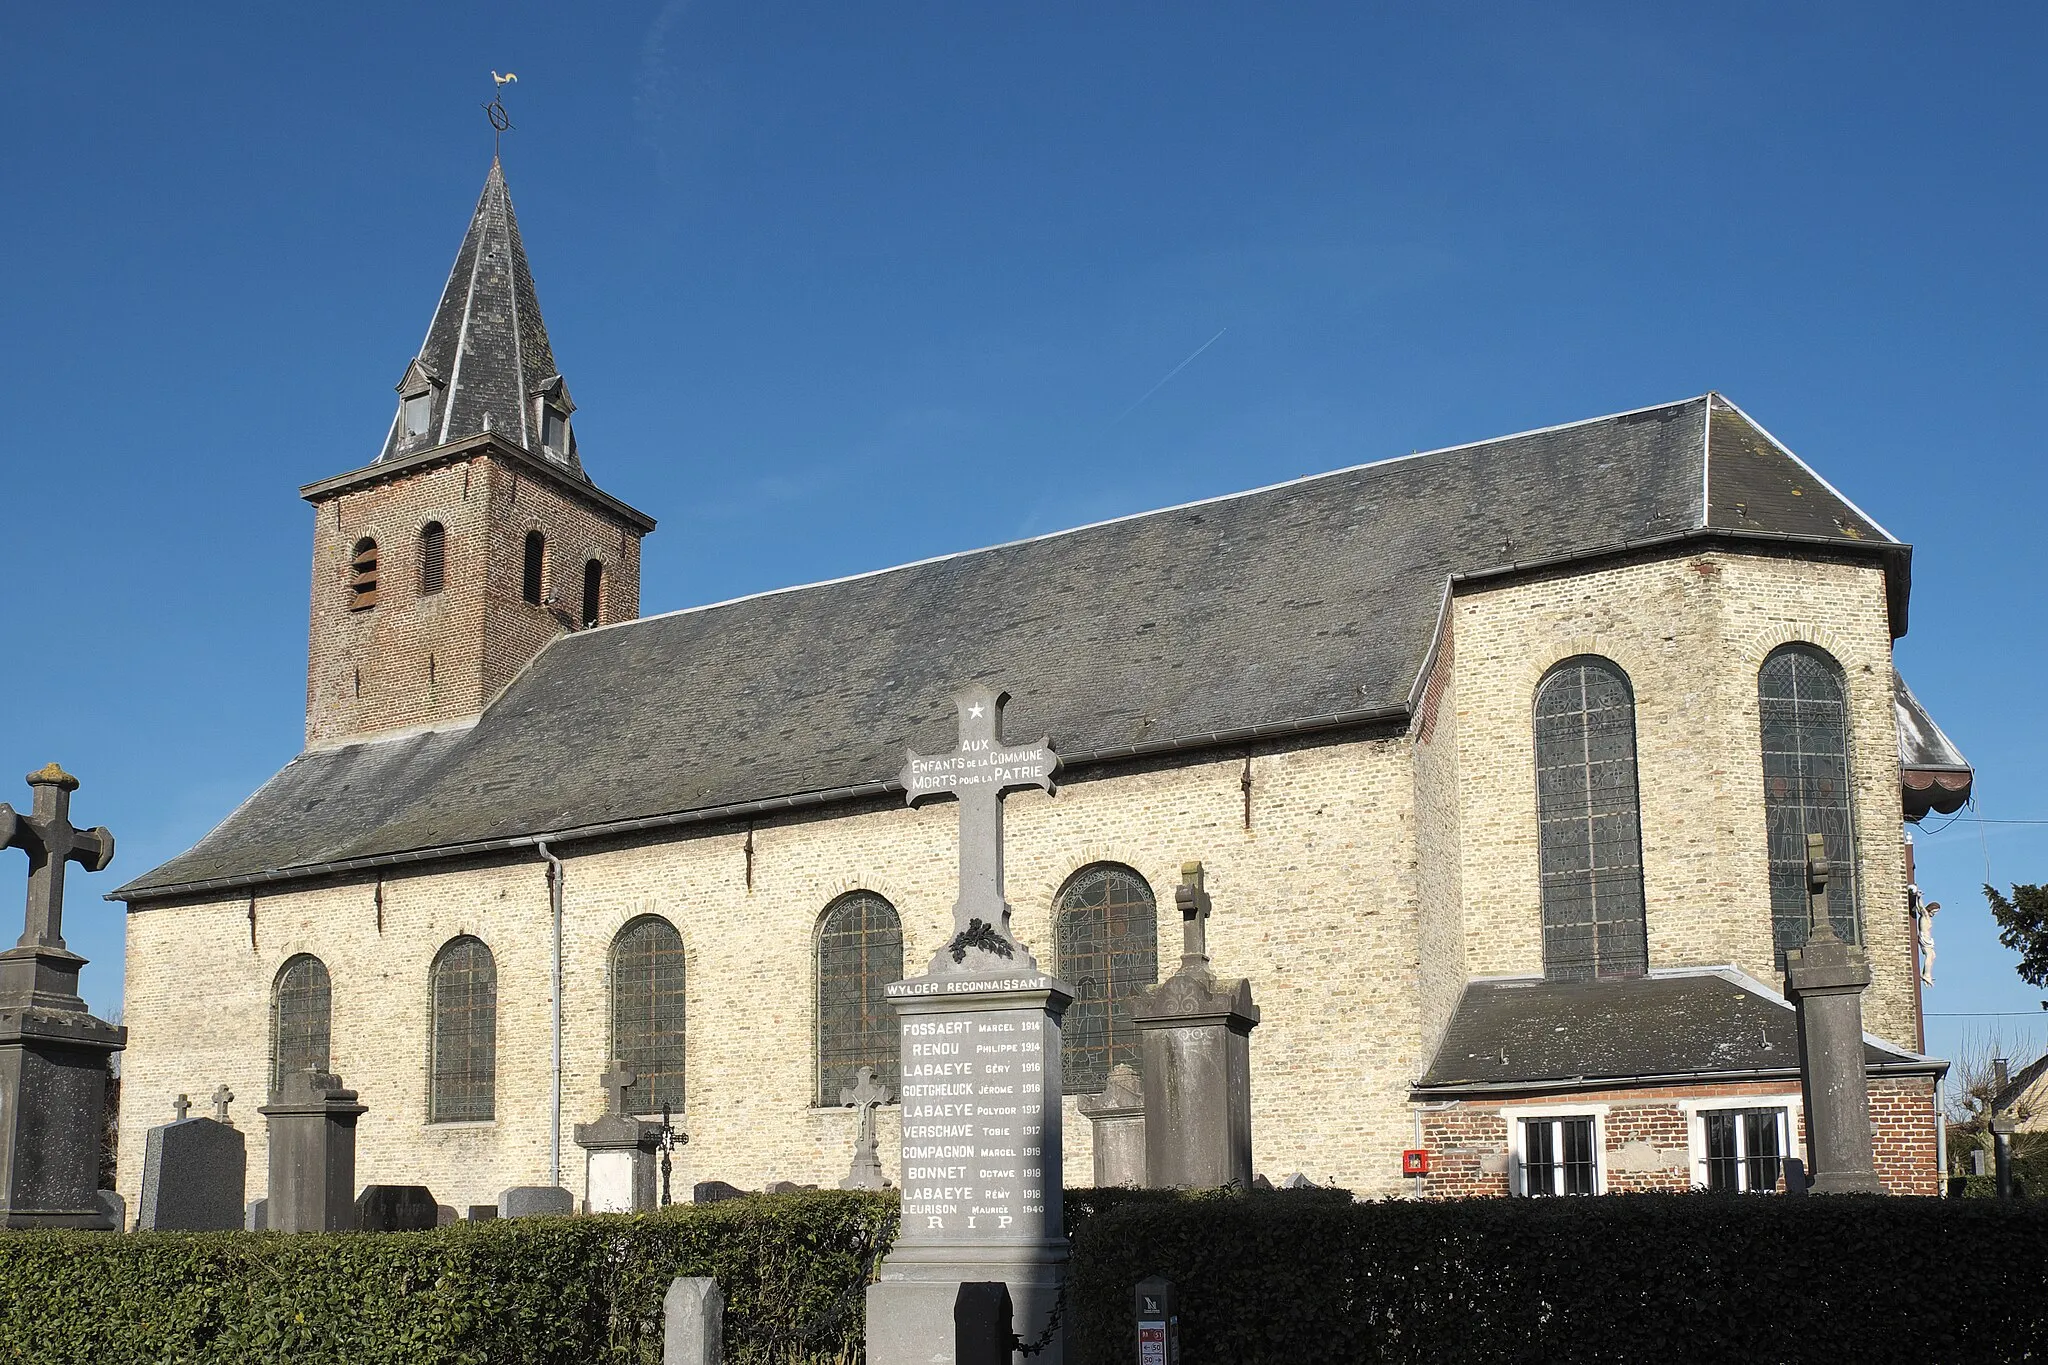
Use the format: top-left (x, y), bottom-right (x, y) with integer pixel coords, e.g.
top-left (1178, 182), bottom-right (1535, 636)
top-left (172, 1094), bottom-right (191, 1122)
top-left (213, 1084), bottom-right (234, 1126)
top-left (601, 1061), bottom-right (635, 1116)
top-left (868, 685), bottom-right (1074, 1365)
top-left (896, 685), bottom-right (1058, 971)
top-left (575, 1059), bottom-right (662, 1213)
top-left (0, 763), bottom-right (115, 958)
top-left (1176, 860), bottom-right (1211, 966)
top-left (840, 1065), bottom-right (892, 1191)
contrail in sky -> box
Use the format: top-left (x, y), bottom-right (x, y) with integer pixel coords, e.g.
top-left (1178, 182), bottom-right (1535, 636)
top-left (1108, 327), bottom-right (1229, 427)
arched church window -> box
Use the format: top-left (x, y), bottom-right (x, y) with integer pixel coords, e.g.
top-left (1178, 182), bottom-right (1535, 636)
top-left (271, 954), bottom-right (331, 1094)
top-left (429, 936), bottom-right (497, 1122)
top-left (1534, 656), bottom-right (1648, 980)
top-left (1055, 863), bottom-right (1159, 1094)
top-left (348, 538), bottom-right (379, 610)
top-left (816, 891), bottom-right (903, 1106)
top-left (582, 559), bottom-right (603, 628)
top-left (419, 522), bottom-right (446, 597)
top-left (611, 917), bottom-right (686, 1113)
top-left (522, 530), bottom-right (546, 606)
top-left (1760, 645), bottom-right (1859, 960)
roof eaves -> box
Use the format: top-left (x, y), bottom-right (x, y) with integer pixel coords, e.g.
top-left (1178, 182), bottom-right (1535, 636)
top-left (301, 434), bottom-right (656, 533)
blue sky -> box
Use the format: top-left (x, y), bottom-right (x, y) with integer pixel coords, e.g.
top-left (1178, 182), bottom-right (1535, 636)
top-left (2, 4), bottom-right (2043, 1072)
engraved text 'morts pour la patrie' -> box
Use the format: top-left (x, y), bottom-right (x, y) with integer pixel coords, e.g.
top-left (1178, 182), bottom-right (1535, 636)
top-left (865, 686), bottom-right (1074, 1365)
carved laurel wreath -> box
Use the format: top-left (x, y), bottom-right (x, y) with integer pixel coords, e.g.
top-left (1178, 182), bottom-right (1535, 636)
top-left (948, 917), bottom-right (1015, 963)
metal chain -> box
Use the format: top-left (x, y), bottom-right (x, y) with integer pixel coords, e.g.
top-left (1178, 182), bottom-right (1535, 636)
top-left (1012, 1282), bottom-right (1067, 1358)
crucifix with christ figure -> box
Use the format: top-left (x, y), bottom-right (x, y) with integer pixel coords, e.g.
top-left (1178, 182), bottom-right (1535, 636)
top-left (897, 686), bottom-right (1059, 973)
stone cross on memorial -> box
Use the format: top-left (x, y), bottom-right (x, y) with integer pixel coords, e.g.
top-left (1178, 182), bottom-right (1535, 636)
top-left (867, 685), bottom-right (1075, 1365)
top-left (601, 1061), bottom-right (636, 1117)
top-left (172, 1094), bottom-right (192, 1122)
top-left (213, 1084), bottom-right (235, 1126)
top-left (0, 764), bottom-right (127, 1229)
top-left (839, 1065), bottom-right (892, 1191)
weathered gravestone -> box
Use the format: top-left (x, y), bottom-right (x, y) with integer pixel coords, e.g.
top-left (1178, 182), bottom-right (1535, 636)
top-left (1075, 1063), bottom-right (1146, 1187)
top-left (467, 1204), bottom-right (498, 1222)
top-left (1131, 861), bottom-right (1258, 1190)
top-left (498, 1185), bottom-right (574, 1218)
top-left (691, 1180), bottom-right (747, 1204)
top-left (664, 1276), bottom-right (723, 1365)
top-left (355, 1184), bottom-right (438, 1232)
top-left (259, 1069), bottom-right (367, 1232)
top-left (138, 1095), bottom-right (247, 1231)
top-left (244, 1198), bottom-right (268, 1231)
top-left (1785, 833), bottom-right (1882, 1194)
top-left (96, 1189), bottom-right (126, 1233)
top-left (839, 1065), bottom-right (892, 1191)
top-left (0, 764), bottom-right (127, 1229)
top-left (574, 1060), bottom-right (661, 1213)
top-left (867, 686), bottom-right (1073, 1365)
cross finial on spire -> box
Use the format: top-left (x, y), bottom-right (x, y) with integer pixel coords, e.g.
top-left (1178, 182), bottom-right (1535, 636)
top-left (484, 71), bottom-right (517, 158)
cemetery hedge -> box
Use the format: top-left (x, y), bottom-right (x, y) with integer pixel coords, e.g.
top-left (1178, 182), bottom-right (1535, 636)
top-left (1068, 1190), bottom-right (2048, 1364)
top-left (0, 1190), bottom-right (894, 1365)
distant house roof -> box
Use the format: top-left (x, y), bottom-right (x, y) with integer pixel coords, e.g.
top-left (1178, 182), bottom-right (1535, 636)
top-left (1413, 969), bottom-right (1942, 1096)
top-left (118, 394), bottom-right (1911, 902)
top-left (1894, 668), bottom-right (1974, 820)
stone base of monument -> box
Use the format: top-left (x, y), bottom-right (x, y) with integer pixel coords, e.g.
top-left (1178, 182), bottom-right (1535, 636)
top-left (866, 1243), bottom-right (1069, 1365)
top-left (0, 990), bottom-right (127, 1229)
top-left (574, 1113), bottom-right (660, 1214)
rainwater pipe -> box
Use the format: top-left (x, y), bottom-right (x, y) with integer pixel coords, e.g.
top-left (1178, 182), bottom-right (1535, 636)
top-left (537, 840), bottom-right (565, 1189)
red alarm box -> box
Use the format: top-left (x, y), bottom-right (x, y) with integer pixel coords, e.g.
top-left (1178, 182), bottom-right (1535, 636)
top-left (1402, 1148), bottom-right (1430, 1176)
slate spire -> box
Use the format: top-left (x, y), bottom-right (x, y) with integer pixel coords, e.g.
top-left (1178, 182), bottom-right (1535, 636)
top-left (380, 157), bottom-right (584, 478)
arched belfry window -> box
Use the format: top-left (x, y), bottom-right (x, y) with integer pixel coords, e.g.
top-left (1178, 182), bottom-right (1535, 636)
top-left (419, 522), bottom-right (446, 597)
top-left (348, 538), bottom-right (379, 610)
top-left (522, 530), bottom-right (546, 606)
top-left (1760, 645), bottom-right (1859, 959)
top-left (817, 892), bottom-right (904, 1106)
top-left (1534, 657), bottom-right (1649, 981)
top-left (582, 559), bottom-right (604, 629)
top-left (611, 917), bottom-right (686, 1113)
top-left (1055, 864), bottom-right (1159, 1094)
top-left (429, 936), bottom-right (496, 1122)
top-left (271, 954), bottom-right (332, 1094)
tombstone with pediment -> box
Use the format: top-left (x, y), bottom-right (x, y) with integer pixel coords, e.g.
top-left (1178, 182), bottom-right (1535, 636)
top-left (574, 1060), bottom-right (661, 1213)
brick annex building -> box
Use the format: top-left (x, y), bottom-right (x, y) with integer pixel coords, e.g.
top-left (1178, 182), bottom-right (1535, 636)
top-left (115, 158), bottom-right (1975, 1213)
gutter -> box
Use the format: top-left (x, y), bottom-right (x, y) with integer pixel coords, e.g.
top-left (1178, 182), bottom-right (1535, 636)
top-left (112, 702), bottom-right (1412, 904)
top-left (1409, 1055), bottom-right (1949, 1100)
top-left (537, 840), bottom-right (565, 1191)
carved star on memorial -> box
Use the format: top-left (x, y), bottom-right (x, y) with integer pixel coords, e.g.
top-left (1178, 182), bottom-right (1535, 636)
top-left (897, 686), bottom-right (1058, 974)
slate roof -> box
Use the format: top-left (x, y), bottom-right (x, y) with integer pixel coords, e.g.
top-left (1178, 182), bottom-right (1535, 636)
top-left (1413, 970), bottom-right (1942, 1094)
top-left (376, 159), bottom-right (581, 477)
top-left (119, 394), bottom-right (1908, 900)
top-left (1894, 668), bottom-right (1974, 820)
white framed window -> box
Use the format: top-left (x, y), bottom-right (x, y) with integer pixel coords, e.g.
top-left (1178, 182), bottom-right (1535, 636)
top-left (1680, 1096), bottom-right (1800, 1193)
top-left (1502, 1103), bottom-right (1608, 1196)
top-left (402, 391), bottom-right (433, 438)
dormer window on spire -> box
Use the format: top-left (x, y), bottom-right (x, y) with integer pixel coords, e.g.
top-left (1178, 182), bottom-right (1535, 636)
top-left (394, 358), bottom-right (445, 450)
top-left (533, 374), bottom-right (575, 462)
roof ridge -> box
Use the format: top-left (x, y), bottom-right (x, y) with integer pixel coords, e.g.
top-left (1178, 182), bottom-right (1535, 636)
top-left (1709, 393), bottom-right (1899, 544)
top-left (571, 393), bottom-right (1716, 643)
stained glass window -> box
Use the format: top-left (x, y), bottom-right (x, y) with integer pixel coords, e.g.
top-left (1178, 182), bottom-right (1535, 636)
top-left (1761, 645), bottom-right (1859, 961)
top-left (816, 892), bottom-right (903, 1106)
top-left (429, 936), bottom-right (496, 1122)
top-left (271, 954), bottom-right (331, 1094)
top-left (1055, 864), bottom-right (1158, 1094)
top-left (1535, 657), bottom-right (1649, 980)
top-left (612, 917), bottom-right (686, 1114)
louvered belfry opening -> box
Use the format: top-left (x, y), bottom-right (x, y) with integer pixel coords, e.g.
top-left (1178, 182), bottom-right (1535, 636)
top-left (1055, 863), bottom-right (1159, 1094)
top-left (419, 522), bottom-right (446, 596)
top-left (611, 916), bottom-right (686, 1113)
top-left (429, 936), bottom-right (497, 1122)
top-left (581, 559), bottom-right (603, 628)
top-left (1761, 644), bottom-right (1859, 960)
top-left (271, 954), bottom-right (332, 1094)
top-left (816, 891), bottom-right (904, 1106)
top-left (522, 530), bottom-right (546, 606)
top-left (348, 538), bottom-right (379, 610)
top-left (1534, 656), bottom-right (1649, 981)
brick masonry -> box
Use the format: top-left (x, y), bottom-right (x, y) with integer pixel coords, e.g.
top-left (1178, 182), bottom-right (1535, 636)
top-left (304, 449), bottom-right (643, 747)
top-left (120, 545), bottom-right (1943, 1214)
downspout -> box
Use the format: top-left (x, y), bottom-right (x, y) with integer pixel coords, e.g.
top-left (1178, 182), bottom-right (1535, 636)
top-left (537, 840), bottom-right (565, 1189)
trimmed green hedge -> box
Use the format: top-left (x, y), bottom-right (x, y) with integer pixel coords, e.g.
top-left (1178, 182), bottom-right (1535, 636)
top-left (1068, 1190), bottom-right (2048, 1364)
top-left (0, 1191), bottom-right (894, 1365)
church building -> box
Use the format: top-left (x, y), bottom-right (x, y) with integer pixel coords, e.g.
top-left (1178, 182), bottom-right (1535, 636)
top-left (114, 158), bottom-right (1973, 1212)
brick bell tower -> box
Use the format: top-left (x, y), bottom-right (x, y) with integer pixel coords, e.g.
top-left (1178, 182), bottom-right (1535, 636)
top-left (302, 157), bottom-right (656, 747)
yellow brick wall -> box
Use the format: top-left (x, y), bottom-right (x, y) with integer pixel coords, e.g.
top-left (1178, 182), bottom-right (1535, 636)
top-left (1446, 550), bottom-right (1915, 1044)
top-left (119, 734), bottom-right (1425, 1216)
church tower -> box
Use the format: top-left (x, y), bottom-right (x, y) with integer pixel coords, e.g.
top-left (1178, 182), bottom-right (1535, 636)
top-left (300, 158), bottom-right (656, 748)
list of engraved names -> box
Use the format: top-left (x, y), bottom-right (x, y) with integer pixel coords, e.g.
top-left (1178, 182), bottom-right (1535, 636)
top-left (899, 1006), bottom-right (1048, 1236)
